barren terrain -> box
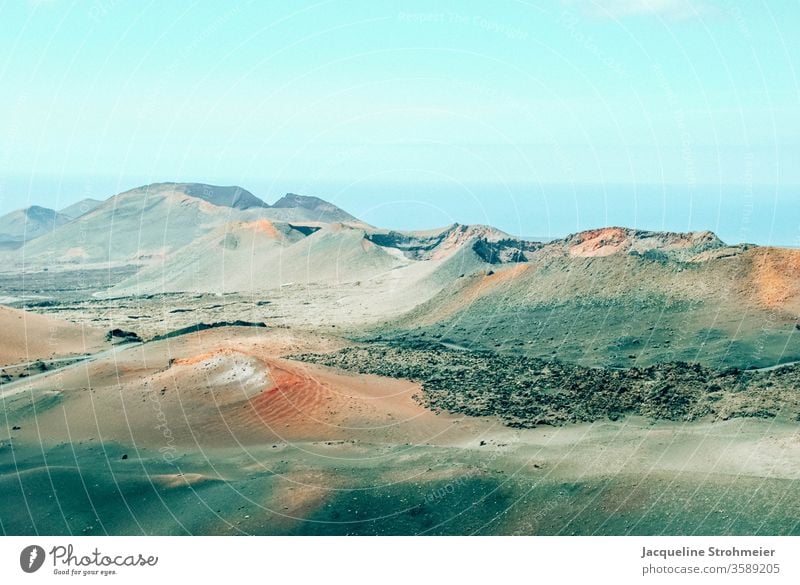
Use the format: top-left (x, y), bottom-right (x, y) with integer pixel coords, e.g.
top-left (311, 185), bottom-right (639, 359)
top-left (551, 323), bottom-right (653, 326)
top-left (2, 184), bottom-right (799, 535)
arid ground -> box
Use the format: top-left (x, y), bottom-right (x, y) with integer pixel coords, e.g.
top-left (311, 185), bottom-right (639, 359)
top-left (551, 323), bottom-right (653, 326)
top-left (2, 184), bottom-right (799, 535)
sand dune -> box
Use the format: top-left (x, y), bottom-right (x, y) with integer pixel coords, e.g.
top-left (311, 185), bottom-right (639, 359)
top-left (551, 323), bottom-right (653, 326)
top-left (4, 327), bottom-right (485, 449)
top-left (0, 305), bottom-right (107, 367)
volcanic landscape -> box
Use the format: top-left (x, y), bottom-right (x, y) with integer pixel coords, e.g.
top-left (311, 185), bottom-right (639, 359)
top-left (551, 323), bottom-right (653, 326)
top-left (1, 183), bottom-right (799, 535)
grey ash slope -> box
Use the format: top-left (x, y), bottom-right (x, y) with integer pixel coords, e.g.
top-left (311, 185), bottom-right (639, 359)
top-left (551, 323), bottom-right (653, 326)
top-left (104, 214), bottom-right (536, 297)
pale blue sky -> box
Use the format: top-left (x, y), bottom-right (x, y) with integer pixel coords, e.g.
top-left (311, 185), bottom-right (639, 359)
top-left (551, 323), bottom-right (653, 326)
top-left (0, 1), bottom-right (798, 242)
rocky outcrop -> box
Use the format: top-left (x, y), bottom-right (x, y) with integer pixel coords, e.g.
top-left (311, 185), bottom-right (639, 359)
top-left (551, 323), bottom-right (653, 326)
top-left (366, 223), bottom-right (538, 263)
top-left (549, 227), bottom-right (727, 262)
top-left (472, 237), bottom-right (538, 264)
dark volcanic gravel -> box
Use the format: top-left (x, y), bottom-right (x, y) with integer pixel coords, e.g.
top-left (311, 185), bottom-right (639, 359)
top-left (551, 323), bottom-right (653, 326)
top-left (290, 343), bottom-right (800, 428)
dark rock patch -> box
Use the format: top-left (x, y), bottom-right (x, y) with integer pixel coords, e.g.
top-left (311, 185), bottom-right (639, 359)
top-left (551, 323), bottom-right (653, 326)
top-left (290, 345), bottom-right (800, 428)
top-left (105, 329), bottom-right (142, 344)
top-left (150, 321), bottom-right (267, 342)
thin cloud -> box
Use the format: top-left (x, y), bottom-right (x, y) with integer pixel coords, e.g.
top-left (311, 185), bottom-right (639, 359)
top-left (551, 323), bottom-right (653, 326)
top-left (566, 0), bottom-right (716, 20)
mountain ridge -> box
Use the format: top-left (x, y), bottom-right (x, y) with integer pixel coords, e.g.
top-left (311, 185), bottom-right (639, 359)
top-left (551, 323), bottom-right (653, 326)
top-left (3, 183), bottom-right (798, 374)
top-left (0, 205), bottom-right (70, 249)
top-left (0, 183), bottom-right (359, 265)
top-left (2, 183), bottom-right (748, 259)
top-left (59, 198), bottom-right (103, 220)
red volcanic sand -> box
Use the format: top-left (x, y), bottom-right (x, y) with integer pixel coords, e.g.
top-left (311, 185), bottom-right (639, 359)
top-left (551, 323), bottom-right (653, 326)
top-left (748, 247), bottom-right (800, 312)
top-left (568, 227), bottom-right (630, 258)
top-left (239, 219), bottom-right (281, 239)
top-left (225, 356), bottom-right (460, 444)
top-left (0, 305), bottom-right (107, 367)
top-left (12, 328), bottom-right (483, 448)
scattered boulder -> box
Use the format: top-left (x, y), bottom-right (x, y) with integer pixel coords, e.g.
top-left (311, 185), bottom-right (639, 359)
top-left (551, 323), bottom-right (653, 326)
top-left (105, 329), bottom-right (142, 344)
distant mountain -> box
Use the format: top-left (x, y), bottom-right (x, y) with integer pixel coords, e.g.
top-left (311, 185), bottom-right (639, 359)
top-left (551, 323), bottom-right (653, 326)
top-left (101, 213), bottom-right (800, 370)
top-left (59, 198), bottom-right (103, 220)
top-left (2, 183), bottom-right (362, 268)
top-left (3, 181), bottom-right (799, 372)
top-left (176, 183), bottom-right (268, 210)
top-left (105, 219), bottom-right (534, 296)
top-left (123, 185), bottom-right (356, 219)
top-left (390, 227), bottom-right (800, 370)
top-left (10, 183), bottom-right (254, 267)
top-left (0, 205), bottom-right (70, 249)
top-left (262, 193), bottom-right (356, 223)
